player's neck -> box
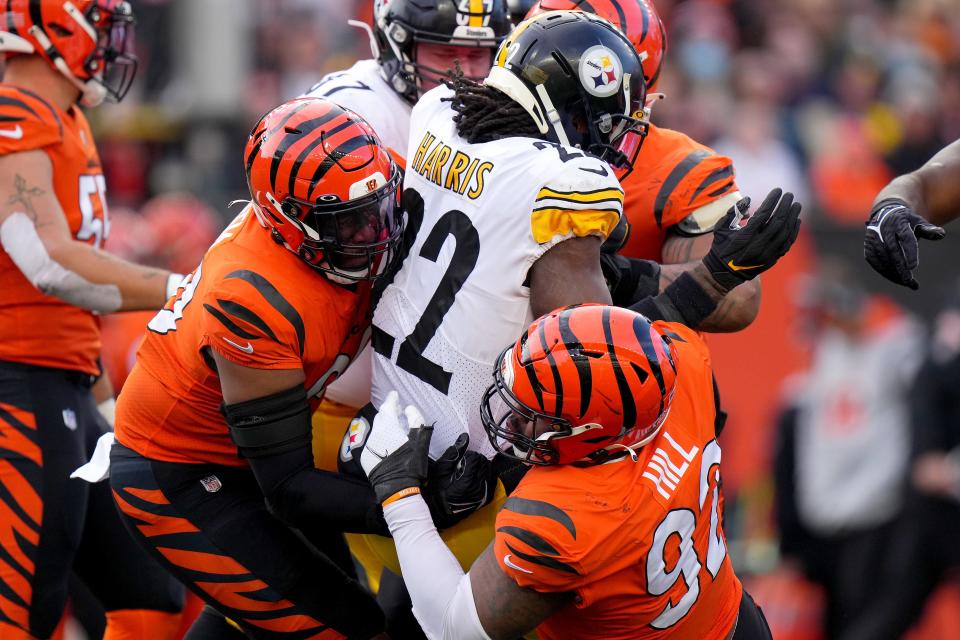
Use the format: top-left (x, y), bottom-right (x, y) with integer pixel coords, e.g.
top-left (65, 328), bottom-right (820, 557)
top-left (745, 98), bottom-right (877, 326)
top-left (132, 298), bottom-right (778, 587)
top-left (3, 56), bottom-right (81, 112)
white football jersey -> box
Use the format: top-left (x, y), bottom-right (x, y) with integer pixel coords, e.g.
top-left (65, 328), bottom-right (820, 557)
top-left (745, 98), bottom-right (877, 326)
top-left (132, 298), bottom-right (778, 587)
top-left (302, 59), bottom-right (412, 408)
top-left (372, 86), bottom-right (624, 458)
top-left (303, 59), bottom-right (411, 158)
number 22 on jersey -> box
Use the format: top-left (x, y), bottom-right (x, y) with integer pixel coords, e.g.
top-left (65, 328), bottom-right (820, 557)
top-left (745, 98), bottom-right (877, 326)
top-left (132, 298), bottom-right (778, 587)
top-left (372, 187), bottom-right (478, 394)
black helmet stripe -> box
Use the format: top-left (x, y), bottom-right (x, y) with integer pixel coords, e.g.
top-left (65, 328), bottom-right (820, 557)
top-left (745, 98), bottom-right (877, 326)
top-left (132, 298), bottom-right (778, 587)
top-left (269, 110), bottom-right (344, 197)
top-left (537, 321), bottom-right (564, 417)
top-left (601, 306), bottom-right (637, 429)
top-left (520, 333), bottom-right (547, 412)
top-left (246, 100), bottom-right (314, 176)
top-left (307, 134), bottom-right (379, 198)
top-left (631, 313), bottom-right (666, 415)
top-left (637, 0), bottom-right (650, 42)
top-left (557, 308), bottom-right (592, 417)
top-left (286, 113), bottom-right (354, 201)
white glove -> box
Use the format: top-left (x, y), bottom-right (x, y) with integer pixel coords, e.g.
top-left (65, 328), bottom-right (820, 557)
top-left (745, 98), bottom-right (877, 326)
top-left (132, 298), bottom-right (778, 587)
top-left (361, 390), bottom-right (428, 477)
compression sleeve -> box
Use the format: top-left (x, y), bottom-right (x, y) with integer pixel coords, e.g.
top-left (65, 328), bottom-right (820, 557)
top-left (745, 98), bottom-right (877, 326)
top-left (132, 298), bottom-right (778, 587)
top-left (384, 496), bottom-right (491, 640)
top-left (222, 387), bottom-right (387, 534)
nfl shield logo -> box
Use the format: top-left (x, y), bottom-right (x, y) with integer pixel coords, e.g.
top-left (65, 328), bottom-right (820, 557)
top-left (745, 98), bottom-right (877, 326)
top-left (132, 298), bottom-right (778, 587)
top-left (200, 475), bottom-right (222, 493)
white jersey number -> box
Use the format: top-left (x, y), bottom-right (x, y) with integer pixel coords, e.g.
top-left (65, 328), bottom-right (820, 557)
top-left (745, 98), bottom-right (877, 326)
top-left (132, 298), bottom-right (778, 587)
top-left (645, 440), bottom-right (727, 629)
top-left (375, 188), bottom-right (479, 394)
top-left (77, 174), bottom-right (109, 249)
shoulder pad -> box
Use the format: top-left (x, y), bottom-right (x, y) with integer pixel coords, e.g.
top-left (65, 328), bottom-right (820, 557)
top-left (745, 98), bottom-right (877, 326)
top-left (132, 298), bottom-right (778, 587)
top-left (0, 87), bottom-right (63, 154)
top-left (199, 268), bottom-right (305, 369)
top-left (493, 492), bottom-right (584, 593)
top-left (626, 127), bottom-right (738, 229)
top-left (531, 149), bottom-right (623, 245)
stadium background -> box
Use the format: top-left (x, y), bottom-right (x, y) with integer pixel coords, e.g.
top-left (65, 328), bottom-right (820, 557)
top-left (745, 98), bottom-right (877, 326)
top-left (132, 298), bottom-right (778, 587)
top-left (59, 0), bottom-right (960, 637)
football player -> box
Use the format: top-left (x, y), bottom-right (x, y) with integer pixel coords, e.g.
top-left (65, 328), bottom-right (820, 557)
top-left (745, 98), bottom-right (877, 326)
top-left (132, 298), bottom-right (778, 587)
top-left (863, 138), bottom-right (957, 290)
top-left (526, 0), bottom-right (759, 331)
top-left (109, 98), bottom-right (405, 639)
top-left (354, 9), bottom-right (799, 585)
top-left (0, 2), bottom-right (187, 637)
top-left (304, 0), bottom-right (514, 602)
top-left (361, 304), bottom-right (775, 639)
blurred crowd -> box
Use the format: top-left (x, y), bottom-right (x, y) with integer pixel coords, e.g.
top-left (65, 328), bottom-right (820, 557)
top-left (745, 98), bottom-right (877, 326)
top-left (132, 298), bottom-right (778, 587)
top-left (83, 1), bottom-right (960, 638)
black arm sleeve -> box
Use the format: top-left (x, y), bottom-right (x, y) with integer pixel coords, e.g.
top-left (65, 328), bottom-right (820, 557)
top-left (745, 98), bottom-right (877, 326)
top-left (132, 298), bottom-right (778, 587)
top-left (222, 386), bottom-right (387, 535)
top-left (629, 271), bottom-right (719, 327)
top-left (601, 253), bottom-right (662, 306)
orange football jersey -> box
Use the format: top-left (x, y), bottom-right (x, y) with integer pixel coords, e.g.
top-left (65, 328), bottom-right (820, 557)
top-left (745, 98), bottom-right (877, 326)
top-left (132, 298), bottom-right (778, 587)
top-left (0, 85), bottom-right (109, 375)
top-left (494, 322), bottom-right (741, 640)
top-left (619, 124), bottom-right (738, 262)
top-left (115, 210), bottom-right (372, 467)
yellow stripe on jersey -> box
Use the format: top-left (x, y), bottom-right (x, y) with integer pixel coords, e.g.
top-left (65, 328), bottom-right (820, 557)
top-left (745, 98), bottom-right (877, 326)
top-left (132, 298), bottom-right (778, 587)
top-left (535, 187), bottom-right (625, 207)
top-left (469, 0), bottom-right (483, 27)
top-left (531, 208), bottom-right (621, 244)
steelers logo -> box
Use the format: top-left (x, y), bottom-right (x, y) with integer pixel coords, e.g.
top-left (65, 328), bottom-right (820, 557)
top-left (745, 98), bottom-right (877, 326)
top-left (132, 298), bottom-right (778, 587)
top-left (339, 416), bottom-right (370, 463)
top-left (579, 45), bottom-right (623, 98)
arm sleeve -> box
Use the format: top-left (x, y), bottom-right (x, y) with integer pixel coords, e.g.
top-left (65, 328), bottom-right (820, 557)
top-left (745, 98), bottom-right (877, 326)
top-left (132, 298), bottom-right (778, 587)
top-left (383, 496), bottom-right (491, 640)
top-left (530, 159), bottom-right (624, 255)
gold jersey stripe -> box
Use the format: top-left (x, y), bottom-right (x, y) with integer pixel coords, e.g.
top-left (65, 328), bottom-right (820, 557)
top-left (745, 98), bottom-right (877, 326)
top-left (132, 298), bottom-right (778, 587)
top-left (535, 187), bottom-right (625, 205)
top-left (530, 208), bottom-right (621, 245)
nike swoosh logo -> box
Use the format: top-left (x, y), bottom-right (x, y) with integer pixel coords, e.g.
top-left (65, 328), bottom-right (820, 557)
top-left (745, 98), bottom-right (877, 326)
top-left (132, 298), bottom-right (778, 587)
top-left (503, 554), bottom-right (533, 574)
top-left (726, 260), bottom-right (764, 272)
top-left (0, 125), bottom-right (23, 140)
top-left (580, 165), bottom-right (609, 177)
top-left (222, 337), bottom-right (254, 354)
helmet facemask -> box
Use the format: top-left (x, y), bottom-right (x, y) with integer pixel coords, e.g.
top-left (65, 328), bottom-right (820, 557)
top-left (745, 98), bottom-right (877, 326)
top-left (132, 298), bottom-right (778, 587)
top-left (88, 1), bottom-right (138, 104)
top-left (280, 165), bottom-right (404, 283)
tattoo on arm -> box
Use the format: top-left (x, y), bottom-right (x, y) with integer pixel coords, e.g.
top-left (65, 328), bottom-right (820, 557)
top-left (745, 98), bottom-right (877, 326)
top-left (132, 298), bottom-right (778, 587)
top-left (661, 235), bottom-right (698, 265)
top-left (9, 174), bottom-right (47, 226)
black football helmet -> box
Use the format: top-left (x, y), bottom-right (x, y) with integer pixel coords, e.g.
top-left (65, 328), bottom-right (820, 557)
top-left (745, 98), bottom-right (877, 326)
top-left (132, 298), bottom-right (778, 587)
top-left (484, 10), bottom-right (649, 168)
top-left (372, 0), bottom-right (513, 104)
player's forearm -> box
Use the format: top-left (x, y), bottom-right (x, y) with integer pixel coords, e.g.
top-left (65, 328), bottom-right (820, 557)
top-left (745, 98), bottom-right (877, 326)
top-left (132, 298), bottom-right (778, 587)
top-left (875, 139), bottom-right (960, 226)
top-left (660, 263), bottom-right (760, 332)
top-left (384, 496), bottom-right (490, 640)
top-left (46, 239), bottom-right (173, 311)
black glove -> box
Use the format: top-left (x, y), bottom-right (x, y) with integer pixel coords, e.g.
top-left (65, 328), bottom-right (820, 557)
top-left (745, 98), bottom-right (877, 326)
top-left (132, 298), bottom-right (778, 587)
top-left (424, 434), bottom-right (496, 530)
top-left (360, 393), bottom-right (433, 504)
top-left (600, 252), bottom-right (662, 307)
top-left (864, 197), bottom-right (946, 290)
top-left (702, 189), bottom-right (802, 292)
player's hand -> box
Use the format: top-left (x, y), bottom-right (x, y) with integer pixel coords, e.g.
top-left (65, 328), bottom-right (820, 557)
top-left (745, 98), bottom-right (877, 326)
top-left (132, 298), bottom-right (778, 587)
top-left (864, 198), bottom-right (946, 290)
top-left (425, 433), bottom-right (496, 530)
top-left (702, 189), bottom-right (802, 292)
top-left (361, 391), bottom-right (433, 505)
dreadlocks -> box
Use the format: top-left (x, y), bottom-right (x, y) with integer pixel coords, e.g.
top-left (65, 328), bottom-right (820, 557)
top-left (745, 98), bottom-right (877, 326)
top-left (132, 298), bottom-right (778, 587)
top-left (443, 72), bottom-right (542, 144)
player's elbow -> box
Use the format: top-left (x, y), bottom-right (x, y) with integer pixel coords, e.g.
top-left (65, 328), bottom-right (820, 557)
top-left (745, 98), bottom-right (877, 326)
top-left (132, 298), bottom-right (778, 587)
top-left (703, 278), bottom-right (761, 333)
top-left (1, 213), bottom-right (121, 312)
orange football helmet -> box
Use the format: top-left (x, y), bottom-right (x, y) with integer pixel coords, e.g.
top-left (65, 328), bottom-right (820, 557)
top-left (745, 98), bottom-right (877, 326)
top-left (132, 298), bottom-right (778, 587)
top-left (481, 304), bottom-right (678, 466)
top-left (525, 0), bottom-right (667, 93)
top-left (244, 97), bottom-right (403, 282)
top-left (0, 0), bottom-right (137, 106)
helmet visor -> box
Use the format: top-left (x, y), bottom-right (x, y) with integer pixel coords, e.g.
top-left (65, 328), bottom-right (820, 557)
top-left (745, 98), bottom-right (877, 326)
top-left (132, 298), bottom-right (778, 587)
top-left (291, 167), bottom-right (404, 281)
top-left (90, 2), bottom-right (138, 102)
